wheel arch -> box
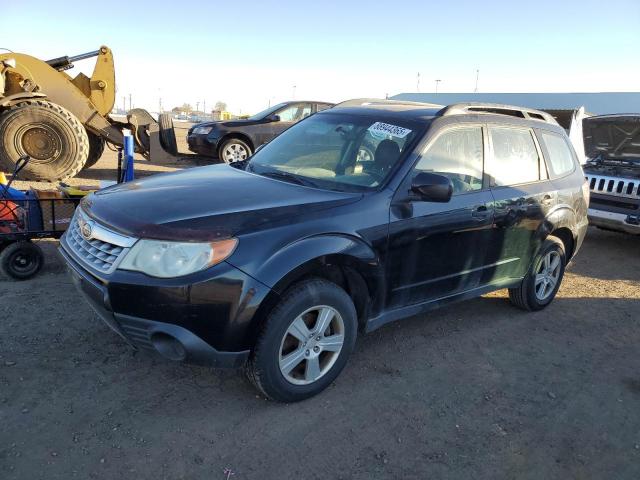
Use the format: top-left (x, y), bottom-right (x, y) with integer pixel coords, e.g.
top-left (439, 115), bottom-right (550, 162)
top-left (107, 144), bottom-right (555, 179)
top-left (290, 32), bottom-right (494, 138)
top-left (544, 206), bottom-right (578, 260)
top-left (245, 234), bottom-right (386, 342)
top-left (218, 131), bottom-right (255, 154)
top-left (0, 92), bottom-right (47, 109)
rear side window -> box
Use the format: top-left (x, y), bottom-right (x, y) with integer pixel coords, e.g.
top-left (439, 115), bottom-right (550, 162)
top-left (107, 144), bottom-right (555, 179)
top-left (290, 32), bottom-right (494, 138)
top-left (540, 131), bottom-right (575, 177)
top-left (414, 126), bottom-right (484, 194)
top-left (488, 127), bottom-right (540, 186)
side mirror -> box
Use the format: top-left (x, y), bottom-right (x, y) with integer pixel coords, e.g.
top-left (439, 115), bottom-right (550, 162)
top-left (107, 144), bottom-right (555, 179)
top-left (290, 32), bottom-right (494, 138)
top-left (410, 172), bottom-right (453, 202)
top-left (267, 114), bottom-right (280, 123)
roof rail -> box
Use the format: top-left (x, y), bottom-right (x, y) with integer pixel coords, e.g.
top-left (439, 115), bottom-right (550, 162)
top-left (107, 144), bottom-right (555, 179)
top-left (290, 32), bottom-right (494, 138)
top-left (333, 98), bottom-right (443, 109)
top-left (438, 102), bottom-right (559, 125)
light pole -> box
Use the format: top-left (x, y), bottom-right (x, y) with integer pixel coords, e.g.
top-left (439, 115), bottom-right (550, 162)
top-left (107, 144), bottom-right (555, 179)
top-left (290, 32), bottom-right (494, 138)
top-left (292, 85), bottom-right (296, 99)
top-left (435, 79), bottom-right (441, 94)
top-left (474, 69), bottom-right (480, 93)
top-left (416, 72), bottom-right (420, 92)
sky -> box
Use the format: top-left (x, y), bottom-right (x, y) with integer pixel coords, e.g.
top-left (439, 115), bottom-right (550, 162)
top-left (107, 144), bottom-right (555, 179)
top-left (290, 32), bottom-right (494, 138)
top-left (3, 0), bottom-right (639, 115)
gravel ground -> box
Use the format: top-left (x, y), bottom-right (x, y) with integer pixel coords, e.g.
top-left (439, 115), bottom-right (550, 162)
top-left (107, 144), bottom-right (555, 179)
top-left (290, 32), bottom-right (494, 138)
top-left (1, 148), bottom-right (639, 479)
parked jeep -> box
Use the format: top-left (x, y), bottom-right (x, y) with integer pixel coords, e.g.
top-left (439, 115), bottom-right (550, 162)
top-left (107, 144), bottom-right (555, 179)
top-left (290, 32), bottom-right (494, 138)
top-left (582, 114), bottom-right (640, 234)
top-left (60, 100), bottom-right (588, 402)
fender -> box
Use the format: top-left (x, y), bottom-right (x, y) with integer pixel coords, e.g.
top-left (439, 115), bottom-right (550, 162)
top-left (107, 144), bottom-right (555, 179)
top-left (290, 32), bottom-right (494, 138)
top-left (252, 233), bottom-right (386, 314)
top-left (545, 205), bottom-right (579, 243)
top-left (218, 131), bottom-right (255, 151)
top-left (0, 91), bottom-right (47, 108)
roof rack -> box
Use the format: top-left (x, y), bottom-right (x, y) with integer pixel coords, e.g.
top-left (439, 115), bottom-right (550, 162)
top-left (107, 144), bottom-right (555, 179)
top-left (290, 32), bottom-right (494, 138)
top-left (438, 102), bottom-right (559, 125)
top-left (333, 98), bottom-right (443, 109)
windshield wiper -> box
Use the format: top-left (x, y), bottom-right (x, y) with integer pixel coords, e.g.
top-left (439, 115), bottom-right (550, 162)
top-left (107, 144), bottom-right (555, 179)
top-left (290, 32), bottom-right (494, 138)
top-left (259, 170), bottom-right (319, 188)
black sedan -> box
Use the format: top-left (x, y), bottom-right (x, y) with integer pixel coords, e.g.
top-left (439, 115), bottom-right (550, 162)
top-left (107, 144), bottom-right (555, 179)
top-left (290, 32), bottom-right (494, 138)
top-left (187, 100), bottom-right (334, 162)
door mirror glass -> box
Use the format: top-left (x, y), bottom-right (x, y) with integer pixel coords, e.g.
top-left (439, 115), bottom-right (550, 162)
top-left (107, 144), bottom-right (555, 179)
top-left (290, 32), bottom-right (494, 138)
top-left (411, 172), bottom-right (453, 202)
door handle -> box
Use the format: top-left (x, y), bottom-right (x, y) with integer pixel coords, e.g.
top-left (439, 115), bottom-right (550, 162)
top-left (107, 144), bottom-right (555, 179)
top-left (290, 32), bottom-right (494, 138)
top-left (471, 205), bottom-right (490, 220)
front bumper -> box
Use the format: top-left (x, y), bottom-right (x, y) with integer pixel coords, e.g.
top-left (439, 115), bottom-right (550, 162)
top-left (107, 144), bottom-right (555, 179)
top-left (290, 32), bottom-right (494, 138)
top-left (187, 133), bottom-right (218, 157)
top-left (588, 208), bottom-right (640, 235)
top-left (59, 244), bottom-right (271, 368)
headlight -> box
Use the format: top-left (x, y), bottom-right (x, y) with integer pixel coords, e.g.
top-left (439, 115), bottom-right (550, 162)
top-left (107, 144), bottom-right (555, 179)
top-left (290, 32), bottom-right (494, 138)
top-left (118, 238), bottom-right (237, 278)
top-left (192, 125), bottom-right (214, 135)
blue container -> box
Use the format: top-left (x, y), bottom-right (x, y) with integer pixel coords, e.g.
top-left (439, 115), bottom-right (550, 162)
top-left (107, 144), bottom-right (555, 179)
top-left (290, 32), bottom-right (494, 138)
top-left (0, 185), bottom-right (27, 201)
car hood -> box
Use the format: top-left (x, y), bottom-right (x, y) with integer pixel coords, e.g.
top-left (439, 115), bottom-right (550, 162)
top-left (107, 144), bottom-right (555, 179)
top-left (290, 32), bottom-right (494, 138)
top-left (583, 115), bottom-right (640, 162)
top-left (80, 165), bottom-right (361, 242)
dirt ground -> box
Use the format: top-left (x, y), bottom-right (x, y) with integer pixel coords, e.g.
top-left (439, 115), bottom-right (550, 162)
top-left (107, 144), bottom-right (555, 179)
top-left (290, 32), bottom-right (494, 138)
top-left (1, 146), bottom-right (639, 479)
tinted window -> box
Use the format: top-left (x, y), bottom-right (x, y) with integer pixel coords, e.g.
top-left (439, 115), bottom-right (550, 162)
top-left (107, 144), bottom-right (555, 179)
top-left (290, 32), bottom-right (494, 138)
top-left (541, 131), bottom-right (575, 177)
top-left (277, 104), bottom-right (312, 122)
top-left (488, 127), bottom-right (540, 186)
top-left (414, 126), bottom-right (484, 194)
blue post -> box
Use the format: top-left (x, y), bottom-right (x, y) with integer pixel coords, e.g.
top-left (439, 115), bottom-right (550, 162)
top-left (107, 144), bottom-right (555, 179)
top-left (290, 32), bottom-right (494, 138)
top-left (117, 147), bottom-right (123, 183)
top-left (123, 133), bottom-right (135, 182)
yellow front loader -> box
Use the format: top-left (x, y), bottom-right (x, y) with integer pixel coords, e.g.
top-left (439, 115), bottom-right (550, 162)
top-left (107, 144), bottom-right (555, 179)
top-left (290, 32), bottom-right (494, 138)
top-left (0, 46), bottom-right (177, 181)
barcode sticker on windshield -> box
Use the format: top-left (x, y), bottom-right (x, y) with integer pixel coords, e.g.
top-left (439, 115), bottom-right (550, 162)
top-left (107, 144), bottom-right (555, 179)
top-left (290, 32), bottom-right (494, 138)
top-left (368, 122), bottom-right (412, 138)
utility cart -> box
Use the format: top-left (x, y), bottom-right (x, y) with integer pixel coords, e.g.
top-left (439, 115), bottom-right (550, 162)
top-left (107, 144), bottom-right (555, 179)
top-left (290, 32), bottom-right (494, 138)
top-left (0, 156), bottom-right (83, 279)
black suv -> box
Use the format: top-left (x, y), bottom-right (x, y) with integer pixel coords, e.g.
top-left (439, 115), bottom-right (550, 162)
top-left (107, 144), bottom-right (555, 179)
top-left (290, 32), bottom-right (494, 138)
top-left (60, 100), bottom-right (588, 402)
top-left (187, 100), bottom-right (334, 162)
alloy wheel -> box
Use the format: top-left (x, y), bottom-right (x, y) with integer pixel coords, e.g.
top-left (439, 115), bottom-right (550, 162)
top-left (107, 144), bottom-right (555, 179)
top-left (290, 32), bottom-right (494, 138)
top-left (222, 143), bottom-right (248, 163)
top-left (278, 305), bottom-right (345, 385)
top-left (535, 250), bottom-right (561, 300)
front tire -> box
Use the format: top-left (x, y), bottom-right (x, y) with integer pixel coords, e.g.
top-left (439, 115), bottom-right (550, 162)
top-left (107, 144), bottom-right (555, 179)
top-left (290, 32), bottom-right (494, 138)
top-left (509, 237), bottom-right (566, 311)
top-left (247, 279), bottom-right (357, 402)
top-left (0, 100), bottom-right (89, 181)
top-left (219, 138), bottom-right (252, 163)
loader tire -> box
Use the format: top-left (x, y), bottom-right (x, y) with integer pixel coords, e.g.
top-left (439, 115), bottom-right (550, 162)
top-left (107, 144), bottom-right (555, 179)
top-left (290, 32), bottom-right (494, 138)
top-left (0, 100), bottom-right (89, 181)
top-left (158, 113), bottom-right (178, 156)
top-left (82, 131), bottom-right (106, 170)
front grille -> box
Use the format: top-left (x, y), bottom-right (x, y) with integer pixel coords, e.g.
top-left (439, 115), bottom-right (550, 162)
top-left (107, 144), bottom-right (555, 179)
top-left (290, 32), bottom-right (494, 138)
top-left (67, 220), bottom-right (124, 272)
top-left (585, 173), bottom-right (640, 199)
top-left (63, 209), bottom-right (137, 274)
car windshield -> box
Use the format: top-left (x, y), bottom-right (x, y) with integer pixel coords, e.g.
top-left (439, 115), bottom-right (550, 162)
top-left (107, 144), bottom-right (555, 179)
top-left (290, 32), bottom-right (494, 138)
top-left (246, 113), bottom-right (422, 192)
top-left (248, 103), bottom-right (288, 120)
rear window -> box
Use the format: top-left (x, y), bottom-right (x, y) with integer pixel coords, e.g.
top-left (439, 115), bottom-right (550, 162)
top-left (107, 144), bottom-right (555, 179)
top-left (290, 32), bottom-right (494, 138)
top-left (488, 127), bottom-right (541, 186)
top-left (540, 131), bottom-right (575, 177)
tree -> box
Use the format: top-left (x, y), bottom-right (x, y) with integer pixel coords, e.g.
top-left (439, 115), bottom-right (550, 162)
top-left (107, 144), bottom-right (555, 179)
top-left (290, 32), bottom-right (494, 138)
top-left (171, 103), bottom-right (193, 114)
top-left (214, 101), bottom-right (227, 112)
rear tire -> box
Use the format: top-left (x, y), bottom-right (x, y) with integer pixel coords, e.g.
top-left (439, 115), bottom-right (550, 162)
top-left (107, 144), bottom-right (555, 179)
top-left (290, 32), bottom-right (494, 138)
top-left (158, 113), bottom-right (178, 155)
top-left (246, 278), bottom-right (357, 402)
top-left (0, 100), bottom-right (89, 181)
top-left (508, 236), bottom-right (566, 311)
top-left (82, 131), bottom-right (105, 170)
top-left (0, 241), bottom-right (44, 280)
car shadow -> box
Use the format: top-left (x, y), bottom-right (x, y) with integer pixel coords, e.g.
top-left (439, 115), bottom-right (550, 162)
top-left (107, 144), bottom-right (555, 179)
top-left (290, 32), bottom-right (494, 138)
top-left (567, 226), bottom-right (640, 282)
